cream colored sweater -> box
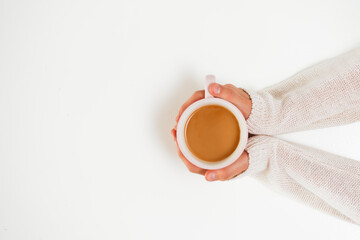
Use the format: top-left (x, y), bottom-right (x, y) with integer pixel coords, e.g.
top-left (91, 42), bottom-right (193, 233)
top-left (242, 48), bottom-right (360, 225)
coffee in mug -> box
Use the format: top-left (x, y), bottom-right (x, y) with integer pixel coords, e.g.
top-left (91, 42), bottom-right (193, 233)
top-left (185, 105), bottom-right (240, 162)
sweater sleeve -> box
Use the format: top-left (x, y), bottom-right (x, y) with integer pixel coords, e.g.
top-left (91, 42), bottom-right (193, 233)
top-left (241, 135), bottom-right (360, 225)
top-left (246, 47), bottom-right (360, 135)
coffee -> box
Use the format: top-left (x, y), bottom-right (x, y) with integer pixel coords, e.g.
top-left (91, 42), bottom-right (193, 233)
top-left (184, 105), bottom-right (240, 162)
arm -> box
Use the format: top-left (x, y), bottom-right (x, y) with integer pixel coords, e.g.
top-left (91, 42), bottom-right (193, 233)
top-left (243, 135), bottom-right (360, 225)
top-left (246, 48), bottom-right (360, 135)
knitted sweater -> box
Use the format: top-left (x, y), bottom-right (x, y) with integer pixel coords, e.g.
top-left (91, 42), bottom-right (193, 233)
top-left (242, 48), bottom-right (360, 225)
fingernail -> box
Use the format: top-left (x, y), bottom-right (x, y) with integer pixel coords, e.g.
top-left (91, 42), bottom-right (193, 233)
top-left (207, 172), bottom-right (216, 181)
top-left (211, 84), bottom-right (221, 95)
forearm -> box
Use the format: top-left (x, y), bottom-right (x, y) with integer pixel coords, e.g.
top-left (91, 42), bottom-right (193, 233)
top-left (243, 136), bottom-right (360, 225)
top-left (246, 48), bottom-right (360, 135)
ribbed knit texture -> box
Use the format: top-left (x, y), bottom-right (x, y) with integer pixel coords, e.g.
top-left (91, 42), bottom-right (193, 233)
top-left (246, 47), bottom-right (360, 135)
top-left (242, 48), bottom-right (360, 225)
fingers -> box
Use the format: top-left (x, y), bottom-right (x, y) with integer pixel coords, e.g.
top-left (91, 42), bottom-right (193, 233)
top-left (223, 84), bottom-right (237, 90)
top-left (205, 151), bottom-right (249, 181)
top-left (175, 90), bottom-right (205, 122)
top-left (171, 128), bottom-right (176, 141)
top-left (171, 128), bottom-right (206, 175)
top-left (208, 83), bottom-right (252, 119)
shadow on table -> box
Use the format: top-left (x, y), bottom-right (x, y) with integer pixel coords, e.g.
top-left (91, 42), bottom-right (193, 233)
top-left (154, 72), bottom-right (201, 159)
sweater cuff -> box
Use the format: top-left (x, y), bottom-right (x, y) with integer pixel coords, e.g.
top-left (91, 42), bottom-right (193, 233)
top-left (244, 89), bottom-right (272, 135)
top-left (241, 136), bottom-right (275, 177)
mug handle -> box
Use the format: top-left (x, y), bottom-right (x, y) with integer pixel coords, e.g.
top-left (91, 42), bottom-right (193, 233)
top-left (204, 75), bottom-right (215, 99)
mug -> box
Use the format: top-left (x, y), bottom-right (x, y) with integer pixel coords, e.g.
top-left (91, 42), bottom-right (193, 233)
top-left (176, 75), bottom-right (248, 170)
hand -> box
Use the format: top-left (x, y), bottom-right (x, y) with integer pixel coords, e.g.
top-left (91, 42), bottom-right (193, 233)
top-left (171, 83), bottom-right (252, 181)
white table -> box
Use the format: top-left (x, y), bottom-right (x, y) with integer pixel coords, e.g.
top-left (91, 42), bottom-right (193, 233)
top-left (1, 0), bottom-right (360, 239)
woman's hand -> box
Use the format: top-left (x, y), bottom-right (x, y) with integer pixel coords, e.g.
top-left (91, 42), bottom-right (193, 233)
top-left (171, 83), bottom-right (252, 181)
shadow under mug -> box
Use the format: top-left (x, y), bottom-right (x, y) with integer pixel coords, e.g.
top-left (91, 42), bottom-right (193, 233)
top-left (176, 75), bottom-right (248, 170)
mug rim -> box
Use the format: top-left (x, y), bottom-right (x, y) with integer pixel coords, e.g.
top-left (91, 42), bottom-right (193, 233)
top-left (176, 98), bottom-right (248, 170)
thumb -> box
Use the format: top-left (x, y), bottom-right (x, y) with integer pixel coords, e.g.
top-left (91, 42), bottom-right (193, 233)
top-left (209, 83), bottom-right (238, 104)
top-left (208, 83), bottom-right (251, 119)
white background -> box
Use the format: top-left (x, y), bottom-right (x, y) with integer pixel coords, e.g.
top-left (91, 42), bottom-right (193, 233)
top-left (1, 0), bottom-right (360, 239)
